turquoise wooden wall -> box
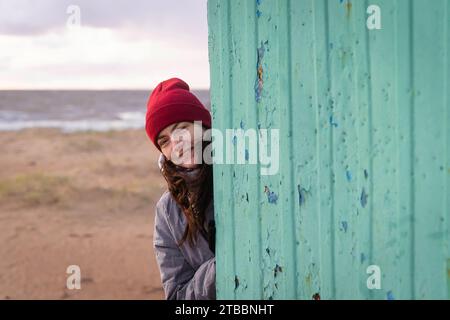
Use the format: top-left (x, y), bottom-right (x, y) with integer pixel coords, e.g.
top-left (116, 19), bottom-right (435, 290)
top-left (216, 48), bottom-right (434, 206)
top-left (207, 0), bottom-right (450, 299)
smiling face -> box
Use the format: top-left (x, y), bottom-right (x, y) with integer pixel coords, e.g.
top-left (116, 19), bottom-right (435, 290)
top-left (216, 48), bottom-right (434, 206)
top-left (156, 121), bottom-right (204, 169)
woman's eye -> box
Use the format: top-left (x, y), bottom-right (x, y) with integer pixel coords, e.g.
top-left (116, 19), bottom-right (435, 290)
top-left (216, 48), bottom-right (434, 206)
top-left (159, 140), bottom-right (168, 147)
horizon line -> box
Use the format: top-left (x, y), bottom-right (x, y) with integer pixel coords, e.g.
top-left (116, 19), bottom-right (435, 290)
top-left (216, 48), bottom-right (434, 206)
top-left (0, 87), bottom-right (211, 91)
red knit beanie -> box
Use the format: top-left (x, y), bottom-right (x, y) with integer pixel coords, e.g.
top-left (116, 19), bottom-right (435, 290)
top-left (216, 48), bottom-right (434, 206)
top-left (145, 78), bottom-right (211, 150)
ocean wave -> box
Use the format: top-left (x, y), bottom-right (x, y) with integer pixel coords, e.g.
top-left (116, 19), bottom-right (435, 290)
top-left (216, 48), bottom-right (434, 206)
top-left (0, 111), bottom-right (146, 133)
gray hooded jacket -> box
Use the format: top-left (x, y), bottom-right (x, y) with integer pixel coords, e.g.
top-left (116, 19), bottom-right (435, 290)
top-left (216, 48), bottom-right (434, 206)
top-left (153, 155), bottom-right (216, 300)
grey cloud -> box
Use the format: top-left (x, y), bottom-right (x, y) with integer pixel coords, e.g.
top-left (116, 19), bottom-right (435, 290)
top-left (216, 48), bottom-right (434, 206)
top-left (0, 0), bottom-right (207, 41)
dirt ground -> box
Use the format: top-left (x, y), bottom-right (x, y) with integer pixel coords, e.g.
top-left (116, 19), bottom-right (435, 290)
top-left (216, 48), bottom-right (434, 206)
top-left (0, 128), bottom-right (167, 299)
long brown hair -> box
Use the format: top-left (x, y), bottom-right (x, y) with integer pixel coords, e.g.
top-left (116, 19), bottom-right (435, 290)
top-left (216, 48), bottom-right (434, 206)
top-left (161, 140), bottom-right (213, 247)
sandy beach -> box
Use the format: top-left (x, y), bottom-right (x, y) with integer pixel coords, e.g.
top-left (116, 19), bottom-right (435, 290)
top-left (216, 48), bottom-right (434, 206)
top-left (0, 128), bottom-right (166, 299)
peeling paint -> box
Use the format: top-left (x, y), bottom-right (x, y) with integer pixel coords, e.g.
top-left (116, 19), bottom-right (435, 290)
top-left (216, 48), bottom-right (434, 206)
top-left (329, 115), bottom-right (338, 128)
top-left (256, 9), bottom-right (262, 18)
top-left (346, 170), bottom-right (352, 181)
top-left (340, 221), bottom-right (348, 233)
top-left (387, 290), bottom-right (395, 300)
top-left (297, 184), bottom-right (309, 206)
top-left (305, 273), bottom-right (312, 286)
top-left (360, 253), bottom-right (366, 264)
top-left (364, 169), bottom-right (369, 179)
top-left (273, 264), bottom-right (283, 278)
top-left (345, 1), bottom-right (352, 18)
top-left (360, 188), bottom-right (368, 208)
top-left (255, 41), bottom-right (268, 103)
top-left (264, 104), bottom-right (276, 128)
top-left (264, 186), bottom-right (278, 204)
top-left (234, 275), bottom-right (240, 290)
top-left (268, 192), bottom-right (278, 204)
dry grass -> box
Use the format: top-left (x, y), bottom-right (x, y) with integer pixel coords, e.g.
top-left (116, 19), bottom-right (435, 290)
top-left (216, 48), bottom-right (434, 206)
top-left (0, 173), bottom-right (74, 207)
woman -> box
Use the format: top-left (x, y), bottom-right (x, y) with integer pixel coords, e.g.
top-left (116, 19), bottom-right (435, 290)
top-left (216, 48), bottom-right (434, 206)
top-left (145, 77), bottom-right (216, 300)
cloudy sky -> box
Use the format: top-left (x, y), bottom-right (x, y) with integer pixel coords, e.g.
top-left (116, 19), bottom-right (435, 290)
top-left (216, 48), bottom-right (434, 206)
top-left (0, 0), bottom-right (210, 89)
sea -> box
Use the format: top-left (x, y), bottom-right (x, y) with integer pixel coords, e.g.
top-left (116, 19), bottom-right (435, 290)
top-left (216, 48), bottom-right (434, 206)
top-left (0, 90), bottom-right (210, 133)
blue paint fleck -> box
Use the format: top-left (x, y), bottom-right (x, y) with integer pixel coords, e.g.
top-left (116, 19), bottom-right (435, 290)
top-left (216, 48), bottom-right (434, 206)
top-left (329, 42), bottom-right (334, 50)
top-left (346, 170), bottom-right (352, 181)
top-left (232, 134), bottom-right (237, 145)
top-left (387, 291), bottom-right (395, 300)
top-left (256, 0), bottom-right (263, 5)
top-left (329, 115), bottom-right (338, 127)
top-left (360, 188), bottom-right (368, 208)
top-left (240, 120), bottom-right (245, 129)
top-left (256, 9), bottom-right (262, 18)
top-left (341, 221), bottom-right (348, 233)
top-left (264, 186), bottom-right (278, 204)
top-left (360, 253), bottom-right (366, 264)
top-left (364, 169), bottom-right (369, 179)
top-left (297, 184), bottom-right (307, 206)
top-left (268, 192), bottom-right (278, 204)
top-left (245, 149), bottom-right (249, 161)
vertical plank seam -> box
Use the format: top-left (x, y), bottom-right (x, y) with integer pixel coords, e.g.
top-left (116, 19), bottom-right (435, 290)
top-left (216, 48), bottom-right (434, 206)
top-left (351, 0), bottom-right (363, 299)
top-left (363, 0), bottom-right (375, 300)
top-left (311, 0), bottom-right (323, 299)
top-left (253, 0), bottom-right (264, 299)
top-left (224, 0), bottom-right (237, 300)
top-left (323, 0), bottom-right (336, 299)
top-left (443, 0), bottom-right (449, 299)
top-left (285, 0), bottom-right (298, 299)
top-left (393, 0), bottom-right (403, 299)
top-left (408, 0), bottom-right (416, 299)
top-left (211, 0), bottom-right (227, 298)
